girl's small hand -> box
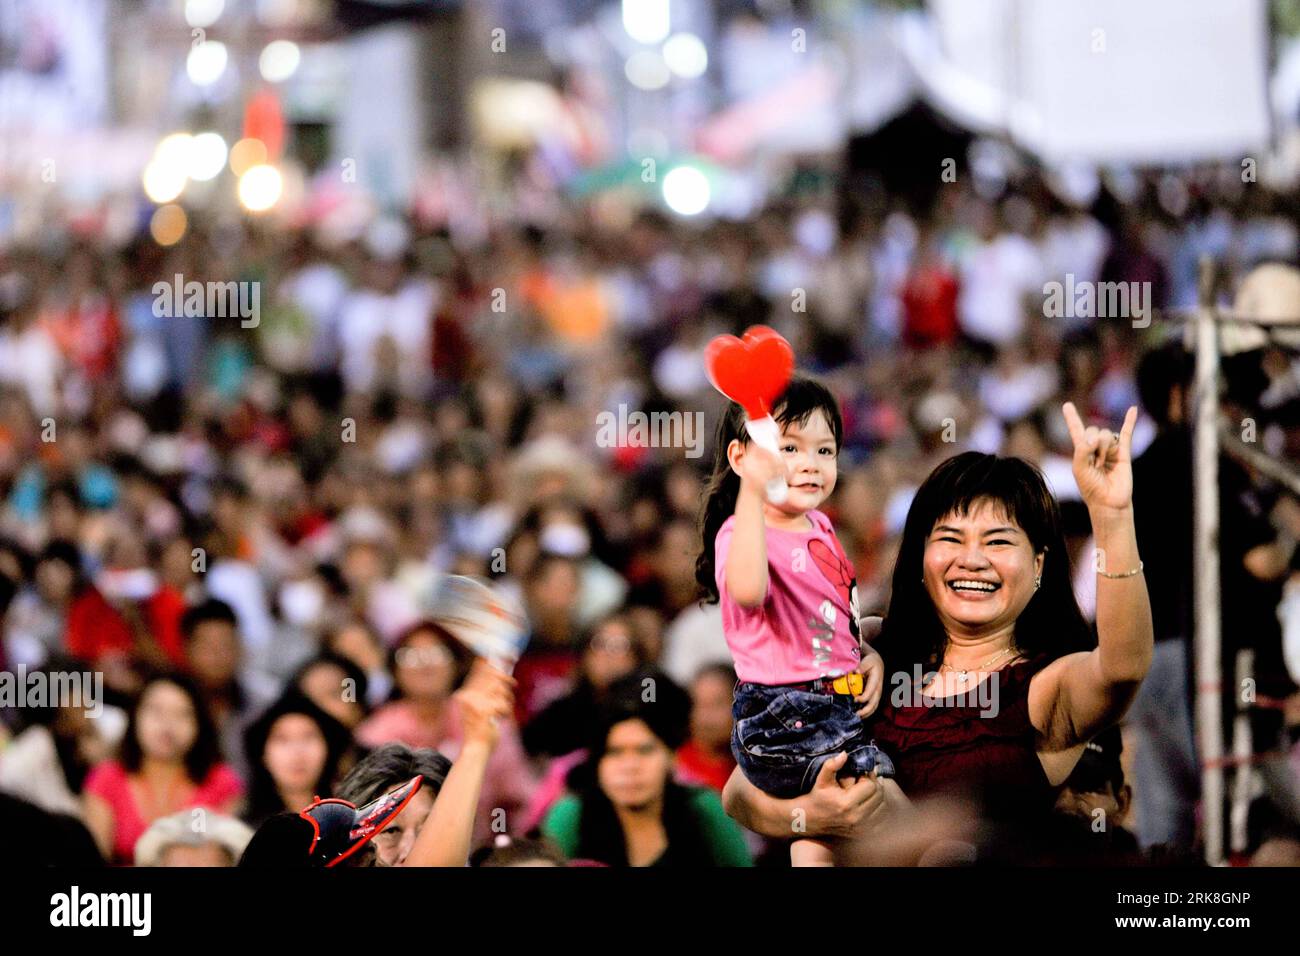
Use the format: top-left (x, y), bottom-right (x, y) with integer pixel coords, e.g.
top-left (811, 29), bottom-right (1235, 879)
top-left (854, 645), bottom-right (885, 718)
top-left (731, 438), bottom-right (786, 494)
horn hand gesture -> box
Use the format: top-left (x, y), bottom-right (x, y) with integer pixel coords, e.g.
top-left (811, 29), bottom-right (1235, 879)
top-left (1062, 402), bottom-right (1137, 514)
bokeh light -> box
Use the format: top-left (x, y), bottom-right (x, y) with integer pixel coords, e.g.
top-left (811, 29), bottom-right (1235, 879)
top-left (622, 0), bottom-right (670, 45)
top-left (662, 166), bottom-right (710, 216)
top-left (238, 164), bottom-right (283, 212)
top-left (229, 138), bottom-right (269, 177)
top-left (625, 51), bottom-right (671, 91)
top-left (155, 133), bottom-right (194, 169)
top-left (187, 132), bottom-right (228, 181)
top-left (259, 40), bottom-right (301, 83)
top-left (663, 33), bottom-right (708, 79)
top-left (184, 0), bottom-right (224, 29)
top-left (186, 41), bottom-right (228, 87)
top-left (149, 204), bottom-right (188, 246)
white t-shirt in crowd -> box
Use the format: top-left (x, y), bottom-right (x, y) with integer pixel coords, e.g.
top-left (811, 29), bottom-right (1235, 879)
top-left (661, 601), bottom-right (730, 688)
top-left (336, 280), bottom-right (438, 396)
top-left (958, 234), bottom-right (1046, 346)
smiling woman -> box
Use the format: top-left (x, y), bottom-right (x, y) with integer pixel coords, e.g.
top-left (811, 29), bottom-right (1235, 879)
top-left (883, 450), bottom-right (1093, 682)
top-left (866, 450), bottom-right (1097, 821)
top-left (721, 403), bottom-right (1154, 863)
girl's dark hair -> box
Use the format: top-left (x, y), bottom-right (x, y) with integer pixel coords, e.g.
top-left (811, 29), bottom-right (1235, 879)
top-left (694, 375), bottom-right (844, 604)
top-left (565, 673), bottom-right (710, 867)
top-left (876, 452), bottom-right (1094, 676)
top-left (119, 672), bottom-right (223, 784)
top-left (242, 691), bottom-right (354, 827)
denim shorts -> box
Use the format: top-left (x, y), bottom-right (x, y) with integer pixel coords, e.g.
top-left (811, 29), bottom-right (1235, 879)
top-left (731, 681), bottom-right (896, 800)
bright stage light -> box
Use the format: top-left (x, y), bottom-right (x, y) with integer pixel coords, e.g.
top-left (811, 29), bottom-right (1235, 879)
top-left (187, 40), bottom-right (228, 86)
top-left (188, 132), bottom-right (228, 181)
top-left (259, 40), bottom-right (301, 83)
top-left (238, 164), bottom-right (283, 212)
top-left (625, 51), bottom-right (670, 91)
top-left (662, 166), bottom-right (710, 216)
top-left (663, 33), bottom-right (708, 79)
top-left (623, 0), bottom-right (669, 45)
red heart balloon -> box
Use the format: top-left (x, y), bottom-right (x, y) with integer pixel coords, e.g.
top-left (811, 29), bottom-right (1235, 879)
top-left (704, 325), bottom-right (795, 419)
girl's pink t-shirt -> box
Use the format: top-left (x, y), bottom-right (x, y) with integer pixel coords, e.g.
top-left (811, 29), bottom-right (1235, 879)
top-left (715, 509), bottom-right (863, 685)
top-left (84, 759), bottom-right (244, 864)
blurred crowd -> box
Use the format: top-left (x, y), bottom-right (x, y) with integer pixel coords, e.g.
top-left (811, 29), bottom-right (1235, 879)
top-left (2, 165), bottom-right (1300, 866)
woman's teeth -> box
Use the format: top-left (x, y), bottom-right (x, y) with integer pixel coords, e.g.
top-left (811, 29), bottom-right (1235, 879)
top-left (948, 580), bottom-right (1000, 592)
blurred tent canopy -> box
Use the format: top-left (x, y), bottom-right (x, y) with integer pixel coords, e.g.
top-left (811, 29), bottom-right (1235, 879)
top-left (839, 0), bottom-right (1272, 167)
top-left (903, 0), bottom-right (1272, 165)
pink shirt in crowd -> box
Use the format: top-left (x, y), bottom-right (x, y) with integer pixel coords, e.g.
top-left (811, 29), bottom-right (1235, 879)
top-left (83, 759), bottom-right (244, 864)
top-left (715, 509), bottom-right (863, 685)
top-left (355, 698), bottom-right (536, 846)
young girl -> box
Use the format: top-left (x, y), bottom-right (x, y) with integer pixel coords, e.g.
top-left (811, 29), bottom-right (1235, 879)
top-left (696, 376), bottom-right (892, 866)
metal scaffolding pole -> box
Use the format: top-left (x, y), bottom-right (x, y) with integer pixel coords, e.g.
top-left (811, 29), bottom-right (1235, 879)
top-left (1193, 256), bottom-right (1225, 866)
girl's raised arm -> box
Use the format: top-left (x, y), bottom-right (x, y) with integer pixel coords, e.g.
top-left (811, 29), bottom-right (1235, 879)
top-left (723, 440), bottom-right (784, 607)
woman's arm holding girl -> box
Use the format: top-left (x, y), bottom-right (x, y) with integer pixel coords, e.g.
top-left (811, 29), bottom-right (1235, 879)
top-left (721, 754), bottom-right (884, 839)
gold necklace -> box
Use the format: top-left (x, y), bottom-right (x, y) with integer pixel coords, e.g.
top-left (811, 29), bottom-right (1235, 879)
top-left (939, 646), bottom-right (1017, 685)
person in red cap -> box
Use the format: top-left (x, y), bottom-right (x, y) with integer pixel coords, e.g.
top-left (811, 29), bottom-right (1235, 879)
top-left (239, 660), bottom-right (515, 867)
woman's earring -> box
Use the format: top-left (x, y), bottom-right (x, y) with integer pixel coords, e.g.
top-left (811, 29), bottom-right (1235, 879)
top-left (1034, 575), bottom-right (1041, 591)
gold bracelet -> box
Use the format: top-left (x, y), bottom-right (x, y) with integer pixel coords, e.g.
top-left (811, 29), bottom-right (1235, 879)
top-left (1097, 560), bottom-right (1144, 579)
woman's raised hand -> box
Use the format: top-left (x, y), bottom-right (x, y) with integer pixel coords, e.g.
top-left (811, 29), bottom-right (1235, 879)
top-left (453, 659), bottom-right (516, 749)
top-left (1062, 402), bottom-right (1137, 514)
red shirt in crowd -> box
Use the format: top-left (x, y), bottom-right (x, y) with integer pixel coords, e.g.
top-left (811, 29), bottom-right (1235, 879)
top-left (65, 587), bottom-right (133, 661)
top-left (901, 263), bottom-right (959, 348)
top-left (675, 740), bottom-right (736, 794)
top-left (83, 759), bottom-right (244, 864)
top-left (144, 585), bottom-right (190, 667)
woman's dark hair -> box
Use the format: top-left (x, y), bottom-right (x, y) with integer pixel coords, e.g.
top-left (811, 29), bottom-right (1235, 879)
top-left (292, 652), bottom-right (370, 711)
top-left (118, 672), bottom-right (223, 784)
top-left (336, 742), bottom-right (451, 806)
top-left (15, 653), bottom-right (96, 793)
top-left (876, 452), bottom-right (1094, 676)
top-left (37, 539), bottom-right (86, 590)
top-left (388, 620), bottom-right (474, 699)
top-left (179, 597), bottom-right (239, 642)
top-left (695, 375), bottom-right (844, 604)
top-left (564, 670), bottom-right (712, 867)
top-left (470, 836), bottom-right (568, 867)
top-left (242, 691), bottom-right (354, 827)
top-left (691, 661), bottom-right (738, 688)
top-left (0, 536), bottom-right (35, 582)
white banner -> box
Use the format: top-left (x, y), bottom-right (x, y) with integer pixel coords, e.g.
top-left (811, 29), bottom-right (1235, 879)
top-left (919, 0), bottom-right (1271, 165)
